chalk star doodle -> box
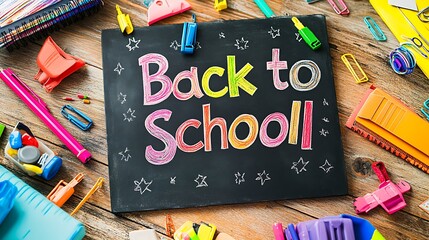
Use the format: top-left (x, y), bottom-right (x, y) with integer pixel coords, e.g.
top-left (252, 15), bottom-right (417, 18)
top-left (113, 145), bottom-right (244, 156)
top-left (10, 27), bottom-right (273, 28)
top-left (114, 62), bottom-right (124, 75)
top-left (118, 147), bottom-right (131, 161)
top-left (322, 117), bottom-right (330, 123)
top-left (126, 37), bottom-right (141, 51)
top-left (319, 128), bottom-right (329, 137)
top-left (319, 159), bottom-right (334, 173)
top-left (194, 41), bottom-right (202, 49)
top-left (123, 108), bottom-right (136, 122)
top-left (234, 37), bottom-right (249, 50)
top-left (194, 174), bottom-right (208, 188)
top-left (268, 26), bottom-right (280, 38)
top-left (170, 40), bottom-right (181, 50)
top-left (295, 33), bottom-right (302, 42)
top-left (323, 98), bottom-right (329, 106)
top-left (134, 177), bottom-right (153, 195)
top-left (118, 92), bottom-right (127, 104)
top-left (234, 172), bottom-right (245, 185)
top-left (219, 32), bottom-right (225, 39)
top-left (291, 157), bottom-right (309, 174)
top-left (255, 170), bottom-right (271, 186)
top-left (170, 177), bottom-right (176, 184)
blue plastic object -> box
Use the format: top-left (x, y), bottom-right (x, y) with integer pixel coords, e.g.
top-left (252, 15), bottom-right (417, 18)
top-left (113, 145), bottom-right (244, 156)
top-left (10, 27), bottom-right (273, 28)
top-left (0, 165), bottom-right (85, 239)
top-left (42, 156), bottom-right (63, 180)
top-left (181, 14), bottom-right (197, 54)
top-left (0, 180), bottom-right (18, 225)
top-left (61, 105), bottom-right (93, 131)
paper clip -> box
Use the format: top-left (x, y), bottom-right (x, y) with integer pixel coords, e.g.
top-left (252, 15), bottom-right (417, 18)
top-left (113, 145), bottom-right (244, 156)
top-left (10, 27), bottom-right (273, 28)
top-left (304, 0), bottom-right (321, 3)
top-left (61, 105), bottom-right (93, 131)
top-left (327, 0), bottom-right (349, 15)
top-left (214, 0), bottom-right (227, 11)
top-left (363, 16), bottom-right (386, 41)
top-left (400, 42), bottom-right (428, 58)
top-left (71, 177), bottom-right (104, 216)
top-left (418, 6), bottom-right (429, 22)
top-left (47, 173), bottom-right (84, 207)
top-left (181, 14), bottom-right (197, 54)
top-left (341, 54), bottom-right (368, 83)
top-left (421, 99), bottom-right (429, 121)
top-left (389, 46), bottom-right (416, 75)
top-left (116, 5), bottom-right (133, 35)
top-left (165, 214), bottom-right (176, 238)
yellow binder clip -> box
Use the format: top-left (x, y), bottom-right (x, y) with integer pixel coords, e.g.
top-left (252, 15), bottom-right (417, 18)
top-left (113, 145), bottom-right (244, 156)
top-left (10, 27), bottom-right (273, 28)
top-left (70, 177), bottom-right (104, 215)
top-left (341, 53), bottom-right (368, 83)
top-left (116, 5), bottom-right (134, 35)
top-left (214, 0), bottom-right (227, 11)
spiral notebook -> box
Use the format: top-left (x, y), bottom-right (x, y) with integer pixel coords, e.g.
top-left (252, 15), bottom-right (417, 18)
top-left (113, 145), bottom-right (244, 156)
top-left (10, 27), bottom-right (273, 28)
top-left (0, 0), bottom-right (104, 50)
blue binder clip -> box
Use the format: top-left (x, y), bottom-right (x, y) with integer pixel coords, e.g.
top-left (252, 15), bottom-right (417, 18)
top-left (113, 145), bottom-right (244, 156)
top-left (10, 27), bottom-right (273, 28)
top-left (61, 105), bottom-right (93, 131)
top-left (363, 16), bottom-right (386, 41)
top-left (421, 99), bottom-right (429, 121)
top-left (181, 14), bottom-right (197, 54)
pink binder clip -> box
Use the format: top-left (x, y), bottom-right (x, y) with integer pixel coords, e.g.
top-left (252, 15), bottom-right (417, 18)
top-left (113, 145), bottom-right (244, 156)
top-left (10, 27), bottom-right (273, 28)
top-left (147, 0), bottom-right (192, 25)
top-left (327, 0), bottom-right (350, 15)
top-left (353, 162), bottom-right (411, 215)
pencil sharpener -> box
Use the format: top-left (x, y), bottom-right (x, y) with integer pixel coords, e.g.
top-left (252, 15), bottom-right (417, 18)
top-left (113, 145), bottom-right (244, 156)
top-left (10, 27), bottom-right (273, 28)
top-left (4, 122), bottom-right (62, 180)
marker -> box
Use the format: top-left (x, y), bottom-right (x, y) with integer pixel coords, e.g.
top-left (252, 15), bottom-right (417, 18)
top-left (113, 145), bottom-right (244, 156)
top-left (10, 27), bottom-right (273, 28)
top-left (254, 0), bottom-right (275, 18)
top-left (63, 97), bottom-right (74, 101)
top-left (273, 222), bottom-right (285, 240)
top-left (292, 17), bottom-right (321, 50)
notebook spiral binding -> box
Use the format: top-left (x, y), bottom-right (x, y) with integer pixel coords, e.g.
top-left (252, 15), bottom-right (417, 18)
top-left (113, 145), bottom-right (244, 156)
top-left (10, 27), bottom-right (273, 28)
top-left (0, 0), bottom-right (104, 51)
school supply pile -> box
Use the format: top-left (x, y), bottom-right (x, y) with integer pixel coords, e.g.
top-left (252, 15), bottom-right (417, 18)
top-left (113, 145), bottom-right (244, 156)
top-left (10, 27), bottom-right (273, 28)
top-left (0, 0), bottom-right (104, 50)
top-left (370, 0), bottom-right (429, 79)
top-left (4, 122), bottom-right (63, 180)
top-left (0, 165), bottom-right (86, 239)
top-left (346, 86), bottom-right (429, 174)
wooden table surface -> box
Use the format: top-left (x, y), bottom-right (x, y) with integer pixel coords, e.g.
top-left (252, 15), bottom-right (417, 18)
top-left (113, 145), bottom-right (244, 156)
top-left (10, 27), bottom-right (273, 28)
top-left (1, 0), bottom-right (429, 239)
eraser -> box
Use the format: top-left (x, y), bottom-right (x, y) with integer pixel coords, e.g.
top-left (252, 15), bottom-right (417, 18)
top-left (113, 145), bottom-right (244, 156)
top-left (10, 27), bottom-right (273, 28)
top-left (129, 229), bottom-right (159, 240)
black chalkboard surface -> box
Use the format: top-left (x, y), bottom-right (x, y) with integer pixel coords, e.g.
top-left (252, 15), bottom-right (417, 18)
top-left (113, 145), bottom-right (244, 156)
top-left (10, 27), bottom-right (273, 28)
top-left (102, 15), bottom-right (347, 213)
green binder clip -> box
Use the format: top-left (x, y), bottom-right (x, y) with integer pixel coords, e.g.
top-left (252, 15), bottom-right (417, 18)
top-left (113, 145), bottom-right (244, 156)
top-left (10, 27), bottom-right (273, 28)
top-left (364, 16), bottom-right (386, 41)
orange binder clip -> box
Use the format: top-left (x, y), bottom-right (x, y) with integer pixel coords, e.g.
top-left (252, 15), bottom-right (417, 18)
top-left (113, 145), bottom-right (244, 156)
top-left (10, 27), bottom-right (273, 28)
top-left (346, 86), bottom-right (429, 174)
top-left (47, 173), bottom-right (84, 207)
top-left (147, 0), bottom-right (192, 25)
top-left (34, 37), bottom-right (85, 93)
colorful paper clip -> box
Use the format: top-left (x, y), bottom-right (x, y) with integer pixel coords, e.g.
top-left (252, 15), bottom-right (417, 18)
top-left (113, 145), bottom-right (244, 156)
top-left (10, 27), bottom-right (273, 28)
top-left (341, 53), bottom-right (368, 83)
top-left (71, 177), bottom-right (104, 215)
top-left (181, 14), bottom-right (197, 54)
top-left (421, 99), bottom-right (429, 121)
top-left (61, 105), bottom-right (93, 131)
top-left (147, 0), bottom-right (192, 26)
top-left (47, 173), bottom-right (84, 207)
top-left (354, 162), bottom-right (411, 214)
top-left (327, 0), bottom-right (349, 15)
top-left (363, 16), bottom-right (386, 41)
top-left (304, 0), bottom-right (321, 3)
top-left (116, 5), bottom-right (134, 35)
top-left (214, 0), bottom-right (227, 11)
top-left (418, 6), bottom-right (429, 22)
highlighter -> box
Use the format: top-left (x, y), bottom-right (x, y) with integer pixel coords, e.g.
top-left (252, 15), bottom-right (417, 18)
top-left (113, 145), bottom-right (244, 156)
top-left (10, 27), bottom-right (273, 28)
top-left (292, 17), bottom-right (321, 50)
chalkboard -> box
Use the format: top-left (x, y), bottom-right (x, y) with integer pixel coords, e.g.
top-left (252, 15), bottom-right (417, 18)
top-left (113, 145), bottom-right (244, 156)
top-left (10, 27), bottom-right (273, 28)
top-left (102, 15), bottom-right (347, 213)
